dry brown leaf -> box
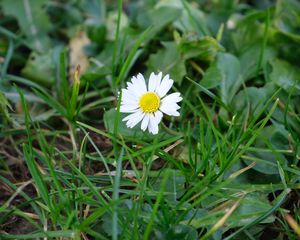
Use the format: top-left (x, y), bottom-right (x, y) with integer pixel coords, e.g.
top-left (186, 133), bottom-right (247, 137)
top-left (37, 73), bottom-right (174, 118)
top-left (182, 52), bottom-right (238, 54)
top-left (69, 32), bottom-right (90, 82)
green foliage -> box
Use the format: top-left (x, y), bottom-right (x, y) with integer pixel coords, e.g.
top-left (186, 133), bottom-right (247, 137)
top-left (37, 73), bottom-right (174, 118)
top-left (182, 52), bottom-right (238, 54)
top-left (1, 0), bottom-right (300, 239)
top-left (0, 92), bottom-right (12, 124)
top-left (269, 58), bottom-right (300, 94)
top-left (178, 36), bottom-right (225, 62)
top-left (216, 53), bottom-right (244, 105)
top-left (2, 0), bottom-right (51, 53)
top-left (275, 0), bottom-right (300, 41)
top-left (147, 42), bottom-right (186, 84)
top-left (21, 51), bottom-right (55, 87)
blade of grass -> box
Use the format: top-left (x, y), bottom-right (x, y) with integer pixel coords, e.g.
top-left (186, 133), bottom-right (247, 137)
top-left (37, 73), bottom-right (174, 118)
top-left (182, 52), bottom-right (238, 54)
top-left (59, 49), bottom-right (69, 106)
top-left (17, 87), bottom-right (54, 213)
top-left (115, 27), bottom-right (152, 87)
top-left (111, 0), bottom-right (123, 80)
top-left (112, 148), bottom-right (124, 240)
top-left (64, 154), bottom-right (110, 209)
top-left (256, 9), bottom-right (270, 76)
top-left (199, 198), bottom-right (243, 240)
top-left (0, 39), bottom-right (14, 79)
top-left (143, 170), bottom-right (170, 240)
top-left (223, 161), bottom-right (290, 240)
top-left (113, 89), bottom-right (122, 158)
top-left (0, 230), bottom-right (78, 239)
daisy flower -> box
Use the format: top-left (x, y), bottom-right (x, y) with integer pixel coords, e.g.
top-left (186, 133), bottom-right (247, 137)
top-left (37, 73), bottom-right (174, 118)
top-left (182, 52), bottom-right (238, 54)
top-left (120, 72), bottom-right (182, 134)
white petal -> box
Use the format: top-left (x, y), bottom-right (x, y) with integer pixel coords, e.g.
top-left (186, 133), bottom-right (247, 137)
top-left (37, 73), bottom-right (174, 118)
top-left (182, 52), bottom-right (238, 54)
top-left (159, 104), bottom-right (172, 115)
top-left (127, 82), bottom-right (141, 98)
top-left (122, 111), bottom-right (139, 122)
top-left (154, 110), bottom-right (163, 124)
top-left (154, 72), bottom-right (163, 92)
top-left (132, 74), bottom-right (147, 94)
top-left (159, 102), bottom-right (181, 116)
top-left (121, 89), bottom-right (138, 104)
top-left (130, 76), bottom-right (143, 95)
top-left (170, 111), bottom-right (180, 116)
top-left (156, 74), bottom-right (174, 97)
top-left (124, 111), bottom-right (145, 128)
top-left (160, 108), bottom-right (180, 116)
top-left (120, 103), bottom-right (139, 113)
top-left (148, 72), bottom-right (162, 92)
top-left (148, 114), bottom-right (159, 134)
top-left (161, 103), bottom-right (180, 110)
top-left (122, 89), bottom-right (138, 100)
top-left (122, 112), bottom-right (136, 122)
top-left (121, 100), bottom-right (137, 105)
top-left (147, 117), bottom-right (153, 133)
top-left (141, 114), bottom-right (150, 131)
top-left (148, 72), bottom-right (156, 92)
top-left (161, 92), bottom-right (182, 104)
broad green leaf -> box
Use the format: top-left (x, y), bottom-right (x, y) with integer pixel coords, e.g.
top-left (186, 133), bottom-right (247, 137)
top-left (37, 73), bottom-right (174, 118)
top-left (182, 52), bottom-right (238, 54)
top-left (163, 224), bottom-right (198, 240)
top-left (239, 44), bottom-right (277, 80)
top-left (172, 1), bottom-right (210, 36)
top-left (137, 6), bottom-right (182, 31)
top-left (200, 62), bottom-right (222, 89)
top-left (244, 124), bottom-right (289, 175)
top-left (80, 0), bottom-right (106, 44)
top-left (217, 53), bottom-right (244, 105)
top-left (147, 42), bottom-right (186, 84)
top-left (21, 51), bottom-right (55, 87)
top-left (269, 91), bottom-right (300, 135)
top-left (233, 87), bottom-right (268, 116)
top-left (268, 58), bottom-right (300, 95)
top-left (274, 0), bottom-right (300, 42)
top-left (205, 0), bottom-right (238, 36)
top-left (80, 0), bottom-right (106, 25)
top-left (152, 169), bottom-right (186, 203)
top-left (228, 193), bottom-right (275, 227)
top-left (178, 36), bottom-right (225, 62)
top-left (187, 193), bottom-right (274, 228)
top-left (232, 11), bottom-right (268, 53)
top-left (2, 0), bottom-right (51, 53)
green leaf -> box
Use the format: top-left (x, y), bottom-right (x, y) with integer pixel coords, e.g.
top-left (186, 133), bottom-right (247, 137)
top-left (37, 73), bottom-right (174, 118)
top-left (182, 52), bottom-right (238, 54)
top-left (228, 193), bottom-right (275, 227)
top-left (217, 53), bottom-right (244, 105)
top-left (268, 58), bottom-right (300, 95)
top-left (147, 42), bottom-right (186, 84)
top-left (21, 51), bottom-right (55, 87)
top-left (172, 1), bottom-right (210, 36)
top-left (233, 87), bottom-right (268, 116)
top-left (165, 224), bottom-right (198, 240)
top-left (239, 44), bottom-right (277, 80)
top-left (178, 36), bottom-right (225, 62)
top-left (274, 0), bottom-right (300, 42)
top-left (80, 0), bottom-right (106, 25)
top-left (232, 11), bottom-right (268, 52)
top-left (80, 0), bottom-right (106, 43)
top-left (137, 6), bottom-right (182, 31)
top-left (188, 193), bottom-right (274, 228)
top-left (2, 0), bottom-right (51, 53)
top-left (152, 169), bottom-right (186, 204)
top-left (200, 62), bottom-right (222, 89)
top-left (244, 124), bottom-right (289, 175)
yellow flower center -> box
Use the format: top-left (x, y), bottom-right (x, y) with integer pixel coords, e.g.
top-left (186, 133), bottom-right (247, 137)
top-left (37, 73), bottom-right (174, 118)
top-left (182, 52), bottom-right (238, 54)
top-left (139, 92), bottom-right (160, 113)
